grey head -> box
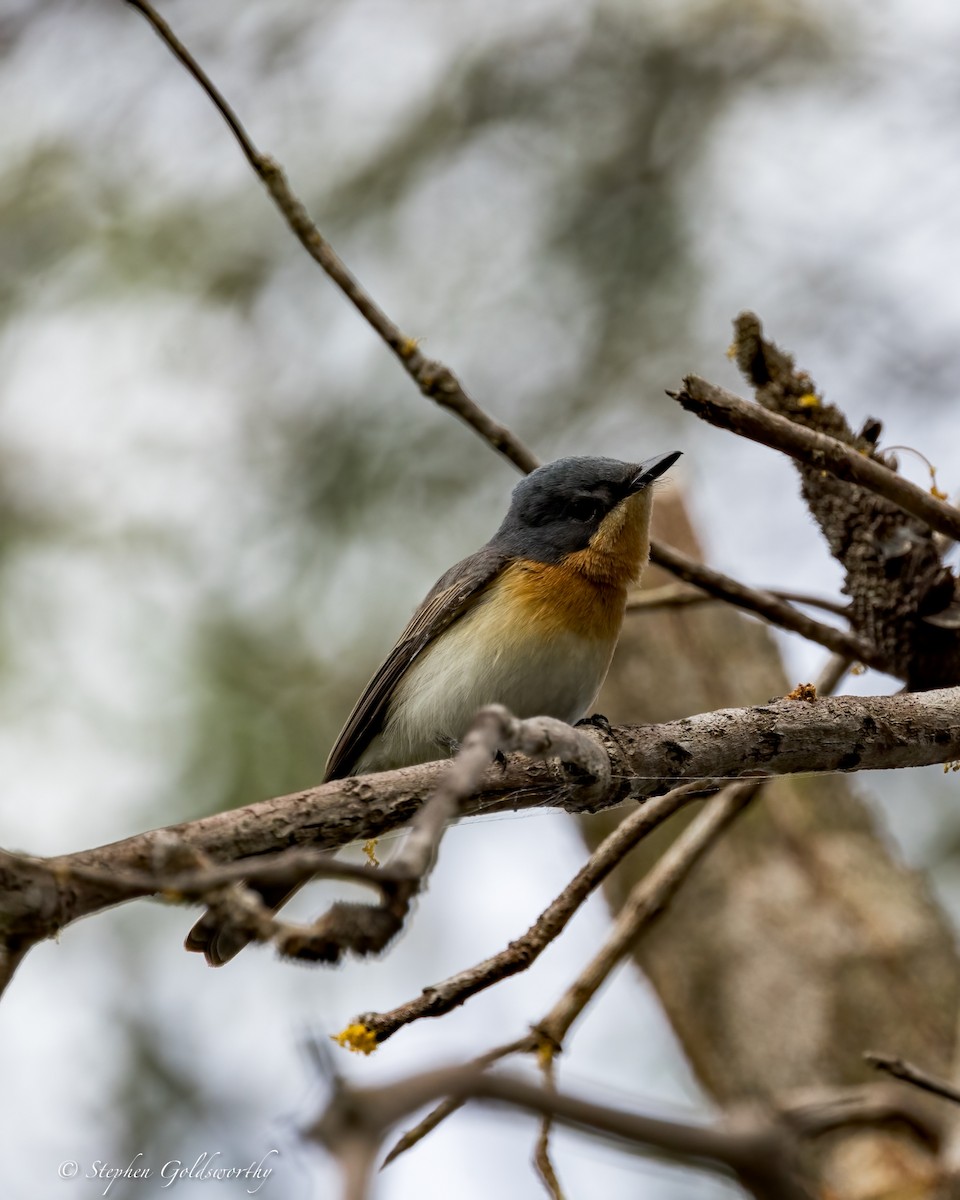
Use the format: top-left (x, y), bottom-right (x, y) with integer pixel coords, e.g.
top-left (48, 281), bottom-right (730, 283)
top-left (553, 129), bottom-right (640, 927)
top-left (491, 452), bottom-right (681, 563)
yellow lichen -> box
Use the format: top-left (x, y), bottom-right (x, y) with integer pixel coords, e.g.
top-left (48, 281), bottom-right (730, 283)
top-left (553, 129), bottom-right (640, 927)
top-left (536, 1041), bottom-right (554, 1068)
top-left (362, 839), bottom-right (380, 867)
top-left (928, 465), bottom-right (949, 501)
top-left (332, 1023), bottom-right (378, 1055)
top-left (797, 393), bottom-right (820, 408)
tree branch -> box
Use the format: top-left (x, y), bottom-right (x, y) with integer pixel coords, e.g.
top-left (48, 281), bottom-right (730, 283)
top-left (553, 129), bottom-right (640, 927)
top-left (310, 1064), bottom-right (816, 1200)
top-left (381, 779), bottom-right (759, 1166)
top-left (537, 779), bottom-right (760, 1047)
top-left (865, 1052), bottom-right (960, 1108)
top-left (628, 582), bottom-right (849, 619)
top-left (356, 779), bottom-right (710, 1044)
top-left (5, 687), bottom-right (960, 961)
top-left (125, 0), bottom-right (540, 476)
top-left (648, 541), bottom-right (879, 668)
top-left (262, 705), bottom-right (610, 964)
top-left (671, 375), bottom-right (960, 543)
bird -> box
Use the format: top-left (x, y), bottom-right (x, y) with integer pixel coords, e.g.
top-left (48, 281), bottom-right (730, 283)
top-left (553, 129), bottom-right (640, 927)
top-left (185, 451), bottom-right (681, 965)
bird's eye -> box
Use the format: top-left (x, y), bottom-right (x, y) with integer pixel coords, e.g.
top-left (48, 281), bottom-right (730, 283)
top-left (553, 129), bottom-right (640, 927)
top-left (565, 496), bottom-right (603, 523)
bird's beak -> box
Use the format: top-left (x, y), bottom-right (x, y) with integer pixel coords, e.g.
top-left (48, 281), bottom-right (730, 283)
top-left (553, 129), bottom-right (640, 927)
top-left (629, 450), bottom-right (682, 492)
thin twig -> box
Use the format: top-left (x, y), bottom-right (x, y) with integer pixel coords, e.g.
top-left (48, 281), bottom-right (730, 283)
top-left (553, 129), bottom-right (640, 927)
top-left (125, 0), bottom-right (540, 477)
top-left (648, 541), bottom-right (879, 669)
top-left (56, 847), bottom-right (400, 900)
top-left (814, 653), bottom-right (851, 696)
top-left (312, 1064), bottom-right (815, 1200)
top-left (671, 375), bottom-right (960, 543)
top-left (382, 779), bottom-right (760, 1167)
top-left (772, 590), bottom-right (850, 618)
top-left (628, 582), bottom-right (849, 619)
top-left (865, 1052), bottom-right (960, 1107)
top-left (534, 1053), bottom-right (566, 1200)
top-left (537, 780), bottom-right (761, 1047)
top-left (273, 706), bottom-right (610, 964)
top-left (357, 780), bottom-right (709, 1043)
top-left (380, 1038), bottom-right (535, 1169)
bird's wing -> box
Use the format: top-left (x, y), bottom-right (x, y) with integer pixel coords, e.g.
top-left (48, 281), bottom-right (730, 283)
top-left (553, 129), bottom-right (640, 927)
top-left (323, 545), bottom-right (510, 780)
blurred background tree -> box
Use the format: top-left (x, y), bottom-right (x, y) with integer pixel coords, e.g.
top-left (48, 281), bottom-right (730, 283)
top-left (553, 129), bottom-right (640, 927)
top-left (3, 0), bottom-right (960, 1196)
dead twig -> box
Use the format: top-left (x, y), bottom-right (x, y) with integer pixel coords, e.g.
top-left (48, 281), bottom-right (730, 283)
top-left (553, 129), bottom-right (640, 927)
top-left (533, 1052), bottom-right (566, 1200)
top-left (382, 778), bottom-right (760, 1165)
top-left (865, 1052), bottom-right (960, 1108)
top-left (6, 687), bottom-right (960, 964)
top-left (628, 582), bottom-right (849, 619)
top-left (266, 706), bottom-right (611, 964)
top-left (671, 375), bottom-right (960, 543)
top-left (310, 1063), bottom-right (815, 1200)
top-left (536, 779), bottom-right (761, 1047)
top-left (356, 780), bottom-right (709, 1044)
top-left (648, 541), bottom-right (879, 669)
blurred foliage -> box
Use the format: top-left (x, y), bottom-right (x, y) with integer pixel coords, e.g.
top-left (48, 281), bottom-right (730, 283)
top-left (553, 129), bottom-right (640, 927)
top-left (0, 1), bottom-right (885, 1195)
top-left (317, 1), bottom-right (834, 407)
top-left (176, 607), bottom-right (341, 819)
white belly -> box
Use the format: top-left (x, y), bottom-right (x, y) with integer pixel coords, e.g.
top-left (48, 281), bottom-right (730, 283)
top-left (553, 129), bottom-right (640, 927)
top-left (354, 599), bottom-right (618, 773)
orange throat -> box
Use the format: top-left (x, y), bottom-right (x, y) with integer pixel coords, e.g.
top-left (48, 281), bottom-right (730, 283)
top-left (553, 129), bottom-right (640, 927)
top-left (498, 491), bottom-right (653, 641)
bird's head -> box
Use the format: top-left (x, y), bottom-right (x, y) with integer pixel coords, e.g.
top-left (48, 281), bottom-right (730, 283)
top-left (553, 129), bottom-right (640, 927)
top-left (493, 452), bottom-right (681, 574)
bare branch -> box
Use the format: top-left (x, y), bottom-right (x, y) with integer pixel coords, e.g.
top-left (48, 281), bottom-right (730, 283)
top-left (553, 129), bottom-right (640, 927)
top-left (382, 779), bottom-right (759, 1165)
top-left (670, 375), bottom-right (960, 543)
top-left (537, 779), bottom-right (760, 1047)
top-left (533, 1053), bottom-right (565, 1200)
top-left (628, 582), bottom-right (849, 619)
top-left (54, 847), bottom-right (399, 901)
top-left (200, 706), bottom-right (610, 965)
top-left (780, 1082), bottom-right (945, 1144)
top-left (648, 540), bottom-right (879, 668)
top-left (381, 1038), bottom-right (535, 1169)
top-left (125, 0), bottom-right (540, 476)
top-left (356, 780), bottom-right (708, 1044)
top-left (311, 1064), bottom-right (815, 1200)
top-left (5, 688), bottom-right (960, 956)
top-left (768, 591), bottom-right (850, 618)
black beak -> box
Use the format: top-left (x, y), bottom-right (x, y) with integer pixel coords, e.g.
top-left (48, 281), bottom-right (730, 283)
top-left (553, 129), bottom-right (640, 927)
top-left (630, 450), bottom-right (682, 491)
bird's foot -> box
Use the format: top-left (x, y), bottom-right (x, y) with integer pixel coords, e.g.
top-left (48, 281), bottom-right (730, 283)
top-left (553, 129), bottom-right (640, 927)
top-left (575, 712), bottom-right (613, 733)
